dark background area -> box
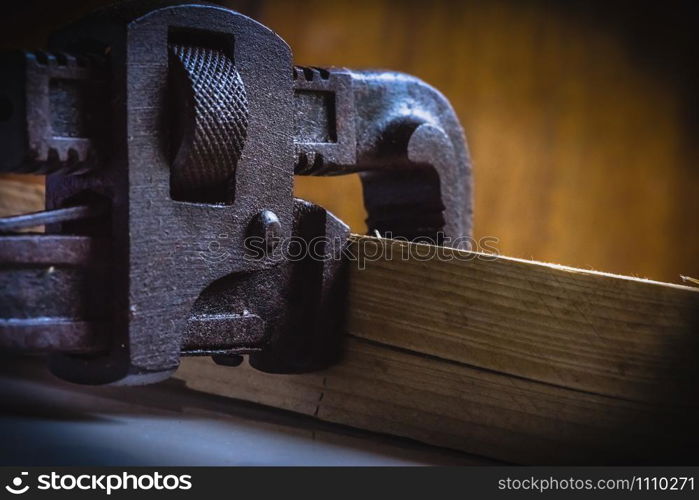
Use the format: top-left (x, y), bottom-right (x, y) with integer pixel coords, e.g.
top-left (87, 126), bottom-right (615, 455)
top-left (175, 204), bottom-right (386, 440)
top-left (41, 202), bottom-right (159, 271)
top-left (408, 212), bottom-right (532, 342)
top-left (1, 0), bottom-right (698, 282)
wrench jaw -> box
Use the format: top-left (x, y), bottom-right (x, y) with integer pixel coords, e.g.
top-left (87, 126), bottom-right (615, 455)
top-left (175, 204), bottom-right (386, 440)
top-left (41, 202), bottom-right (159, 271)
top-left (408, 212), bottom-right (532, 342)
top-left (177, 198), bottom-right (350, 374)
top-left (293, 68), bottom-right (473, 247)
top-left (248, 198), bottom-right (350, 374)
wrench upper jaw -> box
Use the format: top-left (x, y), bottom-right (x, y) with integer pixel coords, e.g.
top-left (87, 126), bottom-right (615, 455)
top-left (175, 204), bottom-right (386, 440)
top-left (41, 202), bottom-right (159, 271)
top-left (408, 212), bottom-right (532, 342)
top-left (293, 68), bottom-right (473, 246)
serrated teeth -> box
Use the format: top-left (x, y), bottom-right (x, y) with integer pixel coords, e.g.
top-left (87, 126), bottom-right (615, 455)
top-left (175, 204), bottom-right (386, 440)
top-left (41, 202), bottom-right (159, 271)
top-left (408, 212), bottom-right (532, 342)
top-left (293, 66), bottom-right (330, 82)
top-left (294, 149), bottom-right (325, 174)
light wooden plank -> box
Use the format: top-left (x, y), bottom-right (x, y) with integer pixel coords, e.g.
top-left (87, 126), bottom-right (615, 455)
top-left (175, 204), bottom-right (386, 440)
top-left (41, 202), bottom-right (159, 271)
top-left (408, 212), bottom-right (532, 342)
top-left (0, 178), bottom-right (44, 217)
top-left (177, 235), bottom-right (699, 464)
top-left (346, 236), bottom-right (699, 404)
top-left (179, 338), bottom-right (696, 464)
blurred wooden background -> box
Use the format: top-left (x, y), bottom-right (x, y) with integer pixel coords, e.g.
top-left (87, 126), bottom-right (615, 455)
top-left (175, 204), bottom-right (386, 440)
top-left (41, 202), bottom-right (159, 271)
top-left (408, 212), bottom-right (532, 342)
top-left (1, 0), bottom-right (697, 283)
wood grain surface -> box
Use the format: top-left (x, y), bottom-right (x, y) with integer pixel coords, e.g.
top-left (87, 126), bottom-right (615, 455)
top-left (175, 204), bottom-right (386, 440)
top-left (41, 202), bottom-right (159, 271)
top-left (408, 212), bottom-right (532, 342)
top-left (0, 177), bottom-right (44, 217)
top-left (179, 338), bottom-right (695, 464)
top-left (177, 235), bottom-right (699, 464)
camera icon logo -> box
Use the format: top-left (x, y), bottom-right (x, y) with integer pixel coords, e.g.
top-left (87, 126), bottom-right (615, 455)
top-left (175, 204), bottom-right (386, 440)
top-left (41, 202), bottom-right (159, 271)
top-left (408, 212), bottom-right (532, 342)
top-left (5, 472), bottom-right (29, 495)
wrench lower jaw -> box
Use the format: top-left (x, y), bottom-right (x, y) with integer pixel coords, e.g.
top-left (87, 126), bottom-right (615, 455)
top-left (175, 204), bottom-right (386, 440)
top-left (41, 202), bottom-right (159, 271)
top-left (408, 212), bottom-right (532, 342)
top-left (0, 198), bottom-right (351, 381)
top-left (248, 198), bottom-right (350, 374)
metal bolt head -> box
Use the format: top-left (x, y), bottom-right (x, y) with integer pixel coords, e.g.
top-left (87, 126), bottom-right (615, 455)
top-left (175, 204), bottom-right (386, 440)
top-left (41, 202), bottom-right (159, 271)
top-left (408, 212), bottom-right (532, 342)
top-left (246, 209), bottom-right (281, 256)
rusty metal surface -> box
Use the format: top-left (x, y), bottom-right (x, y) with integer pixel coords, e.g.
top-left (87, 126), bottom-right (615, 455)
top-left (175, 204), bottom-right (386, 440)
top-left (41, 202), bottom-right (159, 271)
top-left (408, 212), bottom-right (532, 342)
top-left (294, 67), bottom-right (472, 244)
top-left (0, 50), bottom-right (107, 175)
top-left (0, 204), bottom-right (104, 232)
top-left (0, 234), bottom-right (107, 265)
top-left (169, 42), bottom-right (249, 203)
top-left (0, 0), bottom-right (473, 385)
top-left (0, 234), bottom-right (110, 355)
top-left (0, 320), bottom-right (108, 354)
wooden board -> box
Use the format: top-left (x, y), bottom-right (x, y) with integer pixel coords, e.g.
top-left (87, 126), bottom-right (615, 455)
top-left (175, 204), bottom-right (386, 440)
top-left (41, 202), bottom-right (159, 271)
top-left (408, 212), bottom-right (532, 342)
top-left (345, 237), bottom-right (699, 403)
top-left (177, 235), bottom-right (699, 464)
top-left (0, 177), bottom-right (44, 218)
